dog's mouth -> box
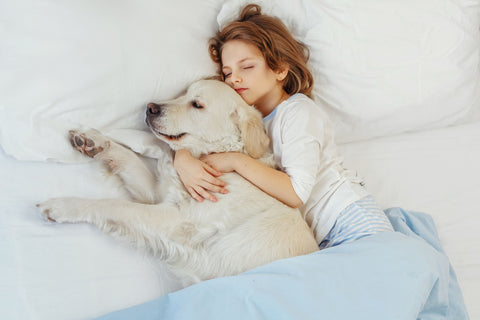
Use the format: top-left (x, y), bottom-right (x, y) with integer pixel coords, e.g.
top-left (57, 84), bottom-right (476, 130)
top-left (146, 119), bottom-right (187, 142)
top-left (158, 132), bottom-right (187, 141)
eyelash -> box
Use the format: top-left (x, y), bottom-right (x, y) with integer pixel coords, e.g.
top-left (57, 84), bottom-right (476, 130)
top-left (223, 66), bottom-right (253, 78)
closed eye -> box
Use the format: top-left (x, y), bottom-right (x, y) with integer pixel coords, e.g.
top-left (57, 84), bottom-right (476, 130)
top-left (191, 100), bottom-right (204, 109)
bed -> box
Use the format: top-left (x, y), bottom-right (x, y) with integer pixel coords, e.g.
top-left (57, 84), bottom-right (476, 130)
top-left (1, 0), bottom-right (478, 319)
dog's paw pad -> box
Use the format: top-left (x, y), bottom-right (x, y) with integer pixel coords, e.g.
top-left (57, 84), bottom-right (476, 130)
top-left (85, 138), bottom-right (95, 148)
top-left (73, 135), bottom-right (84, 147)
top-left (69, 130), bottom-right (107, 158)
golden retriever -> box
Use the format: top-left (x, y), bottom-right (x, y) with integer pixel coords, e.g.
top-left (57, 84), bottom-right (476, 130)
top-left (36, 79), bottom-right (318, 286)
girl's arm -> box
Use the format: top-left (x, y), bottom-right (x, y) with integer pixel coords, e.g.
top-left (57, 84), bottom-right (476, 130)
top-left (201, 152), bottom-right (303, 208)
top-left (173, 149), bottom-right (228, 202)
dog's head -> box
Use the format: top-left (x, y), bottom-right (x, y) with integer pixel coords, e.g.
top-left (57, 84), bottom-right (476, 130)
top-left (146, 79), bottom-right (270, 158)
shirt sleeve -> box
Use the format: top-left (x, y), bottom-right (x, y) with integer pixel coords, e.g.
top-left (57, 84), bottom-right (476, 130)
top-left (278, 100), bottom-right (324, 204)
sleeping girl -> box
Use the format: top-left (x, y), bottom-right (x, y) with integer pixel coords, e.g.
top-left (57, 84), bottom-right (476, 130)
top-left (173, 4), bottom-right (393, 248)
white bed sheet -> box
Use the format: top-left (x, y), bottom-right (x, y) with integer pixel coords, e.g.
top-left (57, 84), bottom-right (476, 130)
top-left (0, 156), bottom-right (182, 319)
top-left (1, 121), bottom-right (478, 319)
top-left (339, 121), bottom-right (480, 319)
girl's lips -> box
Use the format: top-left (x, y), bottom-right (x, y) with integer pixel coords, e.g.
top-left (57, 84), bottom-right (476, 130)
top-left (235, 88), bottom-right (247, 94)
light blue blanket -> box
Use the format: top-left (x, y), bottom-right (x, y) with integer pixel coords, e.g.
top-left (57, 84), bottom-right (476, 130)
top-left (97, 208), bottom-right (469, 320)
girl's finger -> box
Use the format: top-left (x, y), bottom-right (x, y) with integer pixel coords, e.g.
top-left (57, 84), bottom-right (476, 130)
top-left (200, 181), bottom-right (229, 194)
top-left (202, 173), bottom-right (226, 188)
top-left (187, 187), bottom-right (203, 202)
top-left (194, 186), bottom-right (217, 202)
top-left (203, 163), bottom-right (222, 177)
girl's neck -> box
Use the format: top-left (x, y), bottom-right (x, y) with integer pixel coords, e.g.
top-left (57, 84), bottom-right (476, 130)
top-left (256, 88), bottom-right (290, 117)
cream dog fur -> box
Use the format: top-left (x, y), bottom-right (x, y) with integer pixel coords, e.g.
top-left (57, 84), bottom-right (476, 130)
top-left (37, 79), bottom-right (318, 285)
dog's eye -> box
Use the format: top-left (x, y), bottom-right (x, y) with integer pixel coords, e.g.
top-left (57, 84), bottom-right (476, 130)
top-left (191, 100), bottom-right (204, 109)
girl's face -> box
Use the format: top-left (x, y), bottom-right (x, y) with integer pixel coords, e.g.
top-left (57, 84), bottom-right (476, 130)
top-left (221, 40), bottom-right (288, 117)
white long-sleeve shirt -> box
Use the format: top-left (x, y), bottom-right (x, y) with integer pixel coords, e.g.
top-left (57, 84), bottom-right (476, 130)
top-left (263, 93), bottom-right (369, 243)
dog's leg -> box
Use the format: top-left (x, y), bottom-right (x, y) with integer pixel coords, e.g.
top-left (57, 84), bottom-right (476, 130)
top-left (70, 129), bottom-right (160, 204)
top-left (36, 197), bottom-right (195, 262)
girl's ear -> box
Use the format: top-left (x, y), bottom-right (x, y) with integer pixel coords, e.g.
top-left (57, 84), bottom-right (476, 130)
top-left (275, 65), bottom-right (289, 81)
top-left (233, 98), bottom-right (270, 159)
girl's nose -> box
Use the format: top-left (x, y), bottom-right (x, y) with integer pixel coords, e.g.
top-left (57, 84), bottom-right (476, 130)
top-left (230, 72), bottom-right (242, 84)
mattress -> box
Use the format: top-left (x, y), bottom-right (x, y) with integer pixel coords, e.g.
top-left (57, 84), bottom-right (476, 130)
top-left (1, 121), bottom-right (478, 319)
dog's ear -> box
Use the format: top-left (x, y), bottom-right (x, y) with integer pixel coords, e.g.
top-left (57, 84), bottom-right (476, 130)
top-left (234, 99), bottom-right (270, 159)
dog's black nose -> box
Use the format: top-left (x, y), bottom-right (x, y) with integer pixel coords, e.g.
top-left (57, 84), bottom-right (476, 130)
top-left (147, 103), bottom-right (162, 115)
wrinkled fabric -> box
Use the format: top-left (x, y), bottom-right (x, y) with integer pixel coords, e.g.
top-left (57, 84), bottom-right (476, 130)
top-left (97, 208), bottom-right (469, 320)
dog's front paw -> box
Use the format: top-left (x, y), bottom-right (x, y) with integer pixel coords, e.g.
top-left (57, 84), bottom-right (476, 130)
top-left (36, 198), bottom-right (83, 223)
top-left (69, 129), bottom-right (110, 158)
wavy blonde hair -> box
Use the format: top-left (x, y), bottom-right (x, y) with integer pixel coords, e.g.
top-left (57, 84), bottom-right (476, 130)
top-left (209, 4), bottom-right (314, 97)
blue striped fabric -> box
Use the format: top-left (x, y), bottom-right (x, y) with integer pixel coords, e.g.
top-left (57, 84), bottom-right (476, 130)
top-left (319, 196), bottom-right (394, 249)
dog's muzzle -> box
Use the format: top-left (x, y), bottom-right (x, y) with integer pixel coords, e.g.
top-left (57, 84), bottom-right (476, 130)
top-left (145, 102), bottom-right (187, 141)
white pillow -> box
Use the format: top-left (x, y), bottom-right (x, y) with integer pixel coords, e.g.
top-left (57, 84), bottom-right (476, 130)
top-left (1, 0), bottom-right (479, 162)
top-left (0, 0), bottom-right (222, 162)
top-left (306, 0), bottom-right (480, 142)
top-left (218, 0), bottom-right (480, 143)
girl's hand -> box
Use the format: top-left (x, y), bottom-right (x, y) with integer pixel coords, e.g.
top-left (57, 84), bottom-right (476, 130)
top-left (200, 152), bottom-right (242, 173)
top-left (174, 149), bottom-right (228, 202)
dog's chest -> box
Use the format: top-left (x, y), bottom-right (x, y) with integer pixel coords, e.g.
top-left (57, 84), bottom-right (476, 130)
top-left (183, 173), bottom-right (278, 224)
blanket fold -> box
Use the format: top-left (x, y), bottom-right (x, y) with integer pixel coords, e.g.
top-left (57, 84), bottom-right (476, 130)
top-left (97, 208), bottom-right (469, 320)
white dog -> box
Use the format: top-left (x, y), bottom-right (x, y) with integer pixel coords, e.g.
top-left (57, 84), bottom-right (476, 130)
top-left (37, 79), bottom-right (318, 285)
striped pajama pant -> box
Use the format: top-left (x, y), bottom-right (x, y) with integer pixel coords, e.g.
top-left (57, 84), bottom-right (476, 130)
top-left (319, 195), bottom-right (394, 249)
